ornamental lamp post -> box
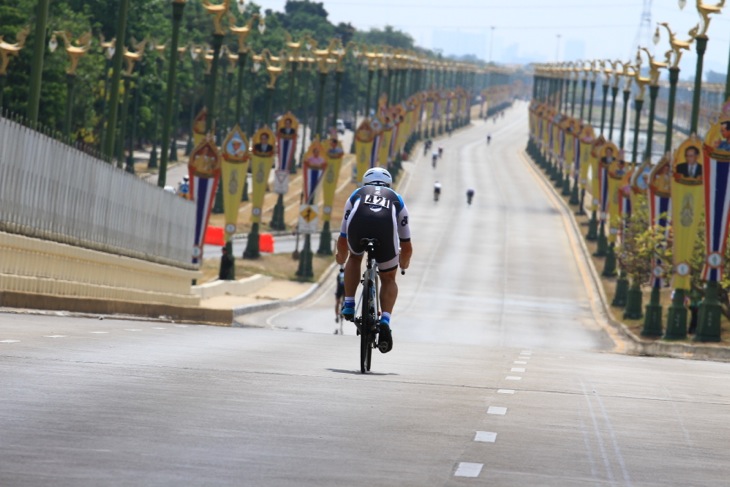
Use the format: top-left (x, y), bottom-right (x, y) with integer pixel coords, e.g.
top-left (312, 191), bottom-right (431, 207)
top-left (98, 35), bottom-right (116, 154)
top-left (147, 39), bottom-right (167, 168)
top-left (622, 52), bottom-right (651, 320)
top-left (654, 21), bottom-right (696, 338)
top-left (689, 0), bottom-right (726, 342)
top-left (282, 31), bottom-right (303, 174)
top-left (593, 59), bottom-right (613, 254)
top-left (117, 39), bottom-right (147, 171)
top-left (184, 44), bottom-right (202, 157)
top-left (317, 40), bottom-right (348, 256)
top-left (639, 45), bottom-right (670, 337)
top-left (49, 31), bottom-right (92, 143)
top-left (600, 60), bottom-right (628, 278)
top-left (0, 28), bottom-right (28, 110)
top-left (157, 0), bottom-right (187, 188)
top-left (686, 1), bottom-right (723, 135)
top-left (297, 40), bottom-right (335, 279)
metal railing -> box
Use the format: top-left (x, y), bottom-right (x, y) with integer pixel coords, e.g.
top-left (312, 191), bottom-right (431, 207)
top-left (0, 113), bottom-right (197, 269)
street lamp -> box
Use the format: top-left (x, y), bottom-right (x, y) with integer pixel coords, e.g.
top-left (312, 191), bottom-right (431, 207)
top-left (0, 28), bottom-right (29, 110)
top-left (102, 0), bottom-right (131, 162)
top-left (687, 1), bottom-right (723, 134)
top-left (157, 0), bottom-right (187, 188)
top-left (653, 21), bottom-right (696, 337)
top-left (48, 31), bottom-right (91, 143)
top-left (117, 39), bottom-right (146, 172)
top-left (147, 39), bottom-right (167, 168)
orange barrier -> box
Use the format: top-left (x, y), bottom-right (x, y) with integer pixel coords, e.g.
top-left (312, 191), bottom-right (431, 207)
top-left (204, 226), bottom-right (224, 246)
top-left (260, 233), bottom-right (275, 253)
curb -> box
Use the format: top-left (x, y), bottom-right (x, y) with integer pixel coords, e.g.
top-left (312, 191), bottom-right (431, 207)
top-left (521, 150), bottom-right (730, 362)
top-left (231, 262), bottom-right (340, 323)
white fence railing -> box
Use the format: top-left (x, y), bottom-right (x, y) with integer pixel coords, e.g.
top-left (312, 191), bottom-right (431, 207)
top-left (0, 115), bottom-right (196, 269)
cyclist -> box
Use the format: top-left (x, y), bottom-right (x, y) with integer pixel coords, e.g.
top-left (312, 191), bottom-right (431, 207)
top-left (434, 180), bottom-right (442, 201)
top-left (438, 146), bottom-right (443, 158)
top-left (432, 149), bottom-right (438, 168)
top-left (487, 134), bottom-right (491, 145)
top-left (334, 268), bottom-right (345, 330)
top-left (466, 188), bottom-right (475, 205)
top-left (335, 167), bottom-right (412, 353)
top-left (177, 175), bottom-right (190, 199)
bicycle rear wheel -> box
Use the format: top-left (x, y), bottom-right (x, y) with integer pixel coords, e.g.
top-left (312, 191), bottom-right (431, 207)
top-left (360, 279), bottom-right (375, 373)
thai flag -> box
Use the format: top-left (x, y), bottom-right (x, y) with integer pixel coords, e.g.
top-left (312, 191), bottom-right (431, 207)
top-left (599, 166), bottom-right (609, 221)
top-left (370, 134), bottom-right (381, 168)
top-left (277, 137), bottom-right (295, 172)
top-left (191, 175), bottom-right (219, 265)
top-left (702, 144), bottom-right (730, 281)
top-left (304, 167), bottom-right (324, 205)
top-left (649, 193), bottom-right (671, 288)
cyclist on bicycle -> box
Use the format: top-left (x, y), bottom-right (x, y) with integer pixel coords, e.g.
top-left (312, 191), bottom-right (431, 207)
top-left (335, 167), bottom-right (412, 353)
top-left (434, 180), bottom-right (442, 201)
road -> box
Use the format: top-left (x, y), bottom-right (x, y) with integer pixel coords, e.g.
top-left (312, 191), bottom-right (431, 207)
top-left (2, 103), bottom-right (730, 486)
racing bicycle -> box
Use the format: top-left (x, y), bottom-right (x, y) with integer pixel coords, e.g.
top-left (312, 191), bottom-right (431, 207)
top-left (354, 238), bottom-right (384, 373)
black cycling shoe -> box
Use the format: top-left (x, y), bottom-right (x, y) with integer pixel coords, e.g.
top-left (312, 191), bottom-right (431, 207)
top-left (377, 322), bottom-right (393, 353)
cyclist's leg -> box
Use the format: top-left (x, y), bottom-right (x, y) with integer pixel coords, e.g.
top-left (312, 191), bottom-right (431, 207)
top-left (344, 253), bottom-right (363, 297)
top-left (378, 268), bottom-right (398, 315)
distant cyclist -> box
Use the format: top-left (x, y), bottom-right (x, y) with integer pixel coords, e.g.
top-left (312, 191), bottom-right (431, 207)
top-left (438, 146), bottom-right (443, 158)
top-left (335, 167), bottom-right (413, 353)
top-left (432, 149), bottom-right (438, 168)
top-left (434, 181), bottom-right (442, 202)
top-left (466, 188), bottom-right (475, 205)
top-left (177, 175), bottom-right (190, 199)
top-left (487, 134), bottom-right (491, 145)
top-left (334, 268), bottom-right (345, 333)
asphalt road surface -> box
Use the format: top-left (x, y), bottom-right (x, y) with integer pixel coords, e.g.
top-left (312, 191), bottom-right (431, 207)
top-left (2, 103), bottom-right (730, 486)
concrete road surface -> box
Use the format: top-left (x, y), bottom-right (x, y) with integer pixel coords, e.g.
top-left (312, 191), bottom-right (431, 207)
top-left (2, 103), bottom-right (730, 486)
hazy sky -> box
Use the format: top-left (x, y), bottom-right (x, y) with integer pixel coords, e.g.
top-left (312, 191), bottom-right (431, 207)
top-left (255, 0), bottom-right (730, 79)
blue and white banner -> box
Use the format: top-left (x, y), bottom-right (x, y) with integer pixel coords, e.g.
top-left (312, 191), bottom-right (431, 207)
top-left (702, 144), bottom-right (730, 281)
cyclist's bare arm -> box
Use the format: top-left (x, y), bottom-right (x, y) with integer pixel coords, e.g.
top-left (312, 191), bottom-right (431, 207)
top-left (399, 240), bottom-right (412, 270)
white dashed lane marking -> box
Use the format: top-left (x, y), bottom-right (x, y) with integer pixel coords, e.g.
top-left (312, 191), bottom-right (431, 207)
top-left (487, 406), bottom-right (507, 415)
top-left (511, 367), bottom-right (526, 372)
top-left (474, 431), bottom-right (498, 443)
top-left (43, 335), bottom-right (67, 338)
top-left (505, 375), bottom-right (522, 381)
top-left (497, 389), bottom-right (515, 394)
top-left (454, 462), bottom-right (483, 478)
top-left (90, 331), bottom-right (109, 334)
top-left (0, 340), bottom-right (20, 343)
top-left (514, 360), bottom-right (528, 364)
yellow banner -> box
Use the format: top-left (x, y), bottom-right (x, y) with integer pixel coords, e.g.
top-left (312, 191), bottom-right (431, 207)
top-left (355, 119), bottom-right (376, 184)
top-left (220, 125), bottom-right (250, 242)
top-left (249, 126), bottom-right (275, 223)
top-left (321, 135), bottom-right (345, 223)
top-left (589, 136), bottom-right (606, 212)
top-left (578, 124), bottom-right (595, 190)
top-left (671, 136), bottom-right (704, 288)
top-left (379, 120), bottom-right (393, 167)
top-left (606, 146), bottom-right (626, 243)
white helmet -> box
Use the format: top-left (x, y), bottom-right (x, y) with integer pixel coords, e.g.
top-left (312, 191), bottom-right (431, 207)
top-left (362, 167), bottom-right (392, 187)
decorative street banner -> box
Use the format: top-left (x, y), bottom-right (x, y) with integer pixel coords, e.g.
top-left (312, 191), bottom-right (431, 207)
top-left (188, 134), bottom-right (221, 264)
top-left (701, 103), bottom-right (730, 282)
top-left (321, 130), bottom-right (345, 223)
top-left (249, 126), bottom-right (275, 223)
top-left (192, 107), bottom-right (207, 149)
top-left (274, 112), bottom-right (298, 194)
top-left (220, 125), bottom-right (249, 243)
top-left (589, 136), bottom-right (605, 212)
top-left (562, 117), bottom-right (575, 176)
top-left (605, 145), bottom-right (626, 242)
top-left (671, 135), bottom-right (705, 288)
top-left (597, 140), bottom-right (618, 222)
top-left (378, 114), bottom-right (393, 167)
top-left (302, 137), bottom-right (327, 205)
top-left (648, 154), bottom-right (672, 288)
top-left (578, 123), bottom-right (595, 190)
top-left (355, 118), bottom-right (377, 184)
